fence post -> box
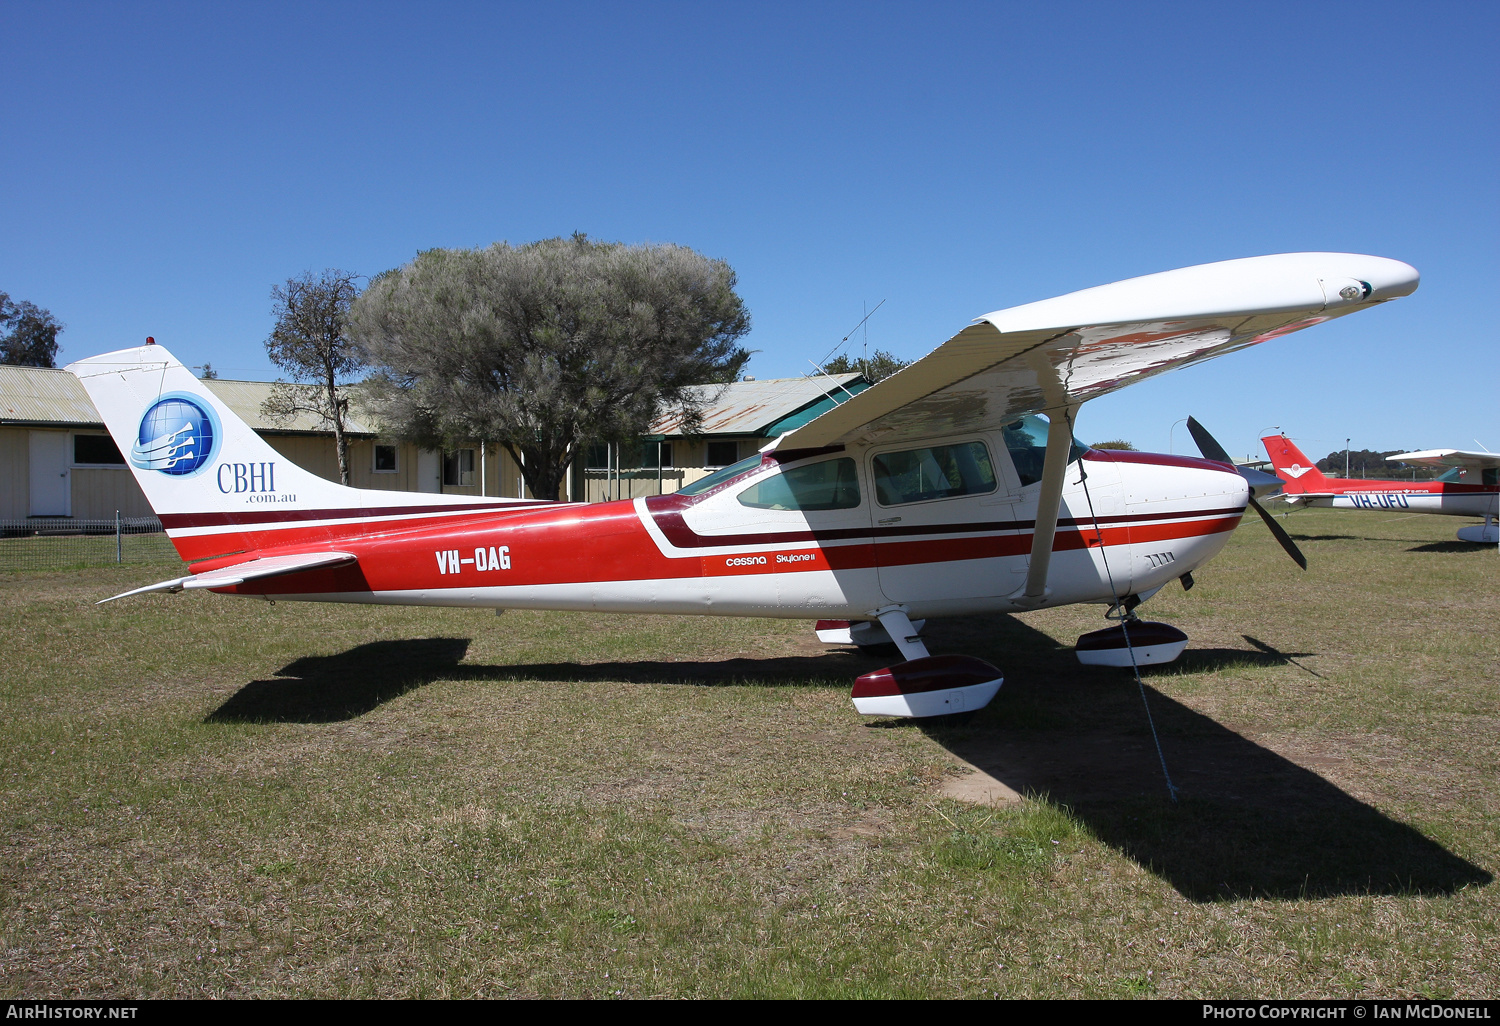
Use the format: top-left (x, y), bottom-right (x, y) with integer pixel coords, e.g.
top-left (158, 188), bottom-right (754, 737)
top-left (115, 510), bottom-right (122, 563)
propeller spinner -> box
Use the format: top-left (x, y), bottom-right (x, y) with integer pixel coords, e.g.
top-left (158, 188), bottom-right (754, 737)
top-left (1186, 416), bottom-right (1307, 570)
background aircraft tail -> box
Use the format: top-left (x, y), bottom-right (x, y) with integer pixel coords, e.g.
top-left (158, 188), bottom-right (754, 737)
top-left (1260, 434), bottom-right (1332, 492)
top-left (67, 342), bottom-right (533, 561)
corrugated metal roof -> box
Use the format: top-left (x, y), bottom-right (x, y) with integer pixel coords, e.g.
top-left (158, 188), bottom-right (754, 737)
top-left (202, 379), bottom-right (379, 434)
top-left (0, 365), bottom-right (377, 434)
top-left (0, 366), bottom-right (104, 425)
top-left (2, 363), bottom-right (857, 440)
top-left (648, 374), bottom-right (866, 436)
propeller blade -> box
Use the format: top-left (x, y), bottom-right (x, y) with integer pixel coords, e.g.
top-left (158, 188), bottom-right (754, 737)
top-left (1248, 495), bottom-right (1308, 570)
top-left (1188, 416), bottom-right (1281, 497)
top-left (1186, 416), bottom-right (1232, 464)
top-left (1187, 416), bottom-right (1306, 569)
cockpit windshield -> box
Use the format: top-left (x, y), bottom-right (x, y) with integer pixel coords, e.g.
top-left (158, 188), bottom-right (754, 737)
top-left (1001, 415), bottom-right (1090, 486)
top-left (675, 453), bottom-right (766, 497)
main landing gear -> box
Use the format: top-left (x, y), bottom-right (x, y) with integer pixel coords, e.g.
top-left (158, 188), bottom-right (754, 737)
top-left (818, 607), bottom-right (1005, 719)
top-left (1456, 514), bottom-right (1498, 544)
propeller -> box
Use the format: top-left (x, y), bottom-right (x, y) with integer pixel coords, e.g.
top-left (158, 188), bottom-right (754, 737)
top-left (1186, 416), bottom-right (1307, 570)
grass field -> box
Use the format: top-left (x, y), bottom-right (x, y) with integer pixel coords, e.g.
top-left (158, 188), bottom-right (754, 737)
top-left (1, 508), bottom-right (1496, 998)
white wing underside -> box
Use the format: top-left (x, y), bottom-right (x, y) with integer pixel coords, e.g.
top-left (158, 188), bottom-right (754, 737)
top-left (1387, 449), bottom-right (1500, 471)
top-left (98, 551), bottom-right (358, 604)
top-left (772, 253), bottom-right (1419, 451)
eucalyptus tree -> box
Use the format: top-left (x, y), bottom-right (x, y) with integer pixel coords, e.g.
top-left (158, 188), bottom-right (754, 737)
top-left (0, 291), bottom-right (63, 367)
top-left (351, 235), bottom-right (751, 500)
top-left (261, 269), bottom-right (364, 485)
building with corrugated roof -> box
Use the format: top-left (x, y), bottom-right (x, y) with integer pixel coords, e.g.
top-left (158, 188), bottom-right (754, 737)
top-left (0, 366), bottom-right (530, 520)
top-left (1, 365), bottom-right (869, 520)
top-left (574, 373), bottom-right (869, 501)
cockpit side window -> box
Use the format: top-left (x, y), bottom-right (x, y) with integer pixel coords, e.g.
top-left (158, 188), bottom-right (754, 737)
top-left (871, 441), bottom-right (997, 506)
top-left (1001, 415), bottom-right (1089, 487)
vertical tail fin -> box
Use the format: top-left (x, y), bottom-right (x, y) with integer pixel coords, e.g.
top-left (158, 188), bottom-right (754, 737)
top-left (1260, 434), bottom-right (1331, 492)
top-left (67, 342), bottom-right (533, 561)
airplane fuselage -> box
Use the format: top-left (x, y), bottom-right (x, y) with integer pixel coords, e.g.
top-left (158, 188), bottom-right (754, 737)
top-left (1289, 482), bottom-right (1498, 518)
top-left (180, 440), bottom-right (1248, 621)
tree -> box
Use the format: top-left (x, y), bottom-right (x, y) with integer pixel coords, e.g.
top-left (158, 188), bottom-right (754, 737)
top-left (261, 270), bottom-right (364, 485)
top-left (1090, 439), bottom-right (1137, 450)
top-left (0, 291), bottom-right (63, 367)
top-left (351, 235), bottom-right (751, 501)
top-left (823, 349), bottom-right (907, 383)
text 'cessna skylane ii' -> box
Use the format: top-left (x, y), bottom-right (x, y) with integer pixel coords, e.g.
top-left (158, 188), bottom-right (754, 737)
top-left (69, 252), bottom-right (1420, 718)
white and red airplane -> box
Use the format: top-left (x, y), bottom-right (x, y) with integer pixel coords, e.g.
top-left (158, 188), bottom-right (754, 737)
top-left (69, 252), bottom-right (1419, 718)
top-left (1263, 434), bottom-right (1500, 543)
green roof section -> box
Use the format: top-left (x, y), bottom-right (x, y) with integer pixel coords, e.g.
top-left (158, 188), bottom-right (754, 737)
top-left (760, 379), bottom-right (872, 438)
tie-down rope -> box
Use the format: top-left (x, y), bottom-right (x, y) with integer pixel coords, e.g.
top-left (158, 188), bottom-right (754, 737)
top-left (1069, 414), bottom-right (1179, 803)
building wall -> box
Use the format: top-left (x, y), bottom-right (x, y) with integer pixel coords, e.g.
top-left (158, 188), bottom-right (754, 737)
top-left (572, 436), bottom-right (761, 502)
top-left (0, 428), bottom-right (29, 519)
top-left (3, 423), bottom-right (727, 519)
top-left (71, 467), bottom-right (154, 519)
top-left (263, 436), bottom-right (537, 499)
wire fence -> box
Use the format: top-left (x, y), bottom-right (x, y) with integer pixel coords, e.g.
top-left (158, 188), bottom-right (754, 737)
top-left (0, 515), bottom-right (181, 572)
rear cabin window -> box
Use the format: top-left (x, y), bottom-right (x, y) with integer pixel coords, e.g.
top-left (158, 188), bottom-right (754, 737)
top-left (872, 442), bottom-right (996, 506)
top-left (737, 458), bottom-right (861, 511)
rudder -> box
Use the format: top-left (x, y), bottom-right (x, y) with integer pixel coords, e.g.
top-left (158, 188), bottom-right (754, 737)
top-left (1260, 434), bottom-right (1330, 491)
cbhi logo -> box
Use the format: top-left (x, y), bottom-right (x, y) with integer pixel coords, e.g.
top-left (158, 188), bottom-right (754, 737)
top-left (131, 394), bottom-right (219, 476)
top-left (1283, 464), bottom-right (1314, 479)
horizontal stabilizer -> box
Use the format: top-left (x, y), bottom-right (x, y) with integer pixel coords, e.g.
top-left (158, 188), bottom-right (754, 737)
top-left (98, 551), bottom-right (357, 604)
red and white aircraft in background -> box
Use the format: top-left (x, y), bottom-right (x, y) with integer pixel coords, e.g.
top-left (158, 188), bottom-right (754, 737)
top-left (1263, 434), bottom-right (1500, 543)
top-left (70, 252), bottom-right (1419, 718)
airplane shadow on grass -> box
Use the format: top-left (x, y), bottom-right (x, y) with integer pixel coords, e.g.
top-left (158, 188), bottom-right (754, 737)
top-left (1408, 540), bottom-right (1494, 554)
top-left (914, 614), bottom-right (1491, 902)
top-left (207, 620), bottom-right (1492, 903)
top-left (207, 637), bottom-right (475, 723)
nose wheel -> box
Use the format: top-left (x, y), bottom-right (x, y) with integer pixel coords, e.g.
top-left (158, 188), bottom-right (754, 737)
top-left (1075, 615), bottom-right (1188, 667)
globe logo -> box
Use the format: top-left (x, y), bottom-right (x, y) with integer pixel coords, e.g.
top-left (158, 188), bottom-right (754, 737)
top-left (130, 395), bottom-right (218, 476)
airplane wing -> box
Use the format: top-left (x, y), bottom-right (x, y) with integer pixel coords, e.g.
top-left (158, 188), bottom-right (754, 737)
top-left (770, 253), bottom-right (1418, 451)
top-left (98, 551), bottom-right (358, 604)
top-left (1386, 449), bottom-right (1500, 471)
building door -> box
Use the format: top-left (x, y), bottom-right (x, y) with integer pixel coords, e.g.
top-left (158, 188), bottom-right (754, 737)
top-left (417, 449), bottom-right (441, 493)
top-left (29, 431), bottom-right (71, 516)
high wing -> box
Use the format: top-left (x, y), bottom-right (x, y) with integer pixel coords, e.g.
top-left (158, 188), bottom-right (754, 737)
top-left (98, 551), bottom-right (357, 604)
top-left (770, 253), bottom-right (1419, 451)
top-left (1387, 449), bottom-right (1500, 471)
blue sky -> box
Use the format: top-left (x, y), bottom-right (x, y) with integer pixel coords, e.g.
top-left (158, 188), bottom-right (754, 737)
top-left (3, 1), bottom-right (1495, 460)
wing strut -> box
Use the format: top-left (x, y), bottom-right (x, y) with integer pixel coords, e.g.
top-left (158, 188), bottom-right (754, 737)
top-left (1013, 403), bottom-right (1079, 607)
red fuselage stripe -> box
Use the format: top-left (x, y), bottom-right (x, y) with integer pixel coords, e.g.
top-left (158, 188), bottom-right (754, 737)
top-left (214, 501), bottom-right (1243, 597)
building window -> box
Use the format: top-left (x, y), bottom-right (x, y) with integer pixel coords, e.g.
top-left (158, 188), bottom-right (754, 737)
top-left (585, 442), bottom-right (610, 470)
top-left (706, 441), bottom-right (739, 468)
top-left (442, 449), bottom-right (475, 486)
top-left (73, 434), bottom-right (125, 465)
top-left (373, 444), bottom-right (398, 473)
top-left (642, 441), bottom-right (673, 469)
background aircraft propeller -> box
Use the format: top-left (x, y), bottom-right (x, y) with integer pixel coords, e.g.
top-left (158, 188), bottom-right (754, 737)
top-left (1186, 416), bottom-right (1307, 570)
